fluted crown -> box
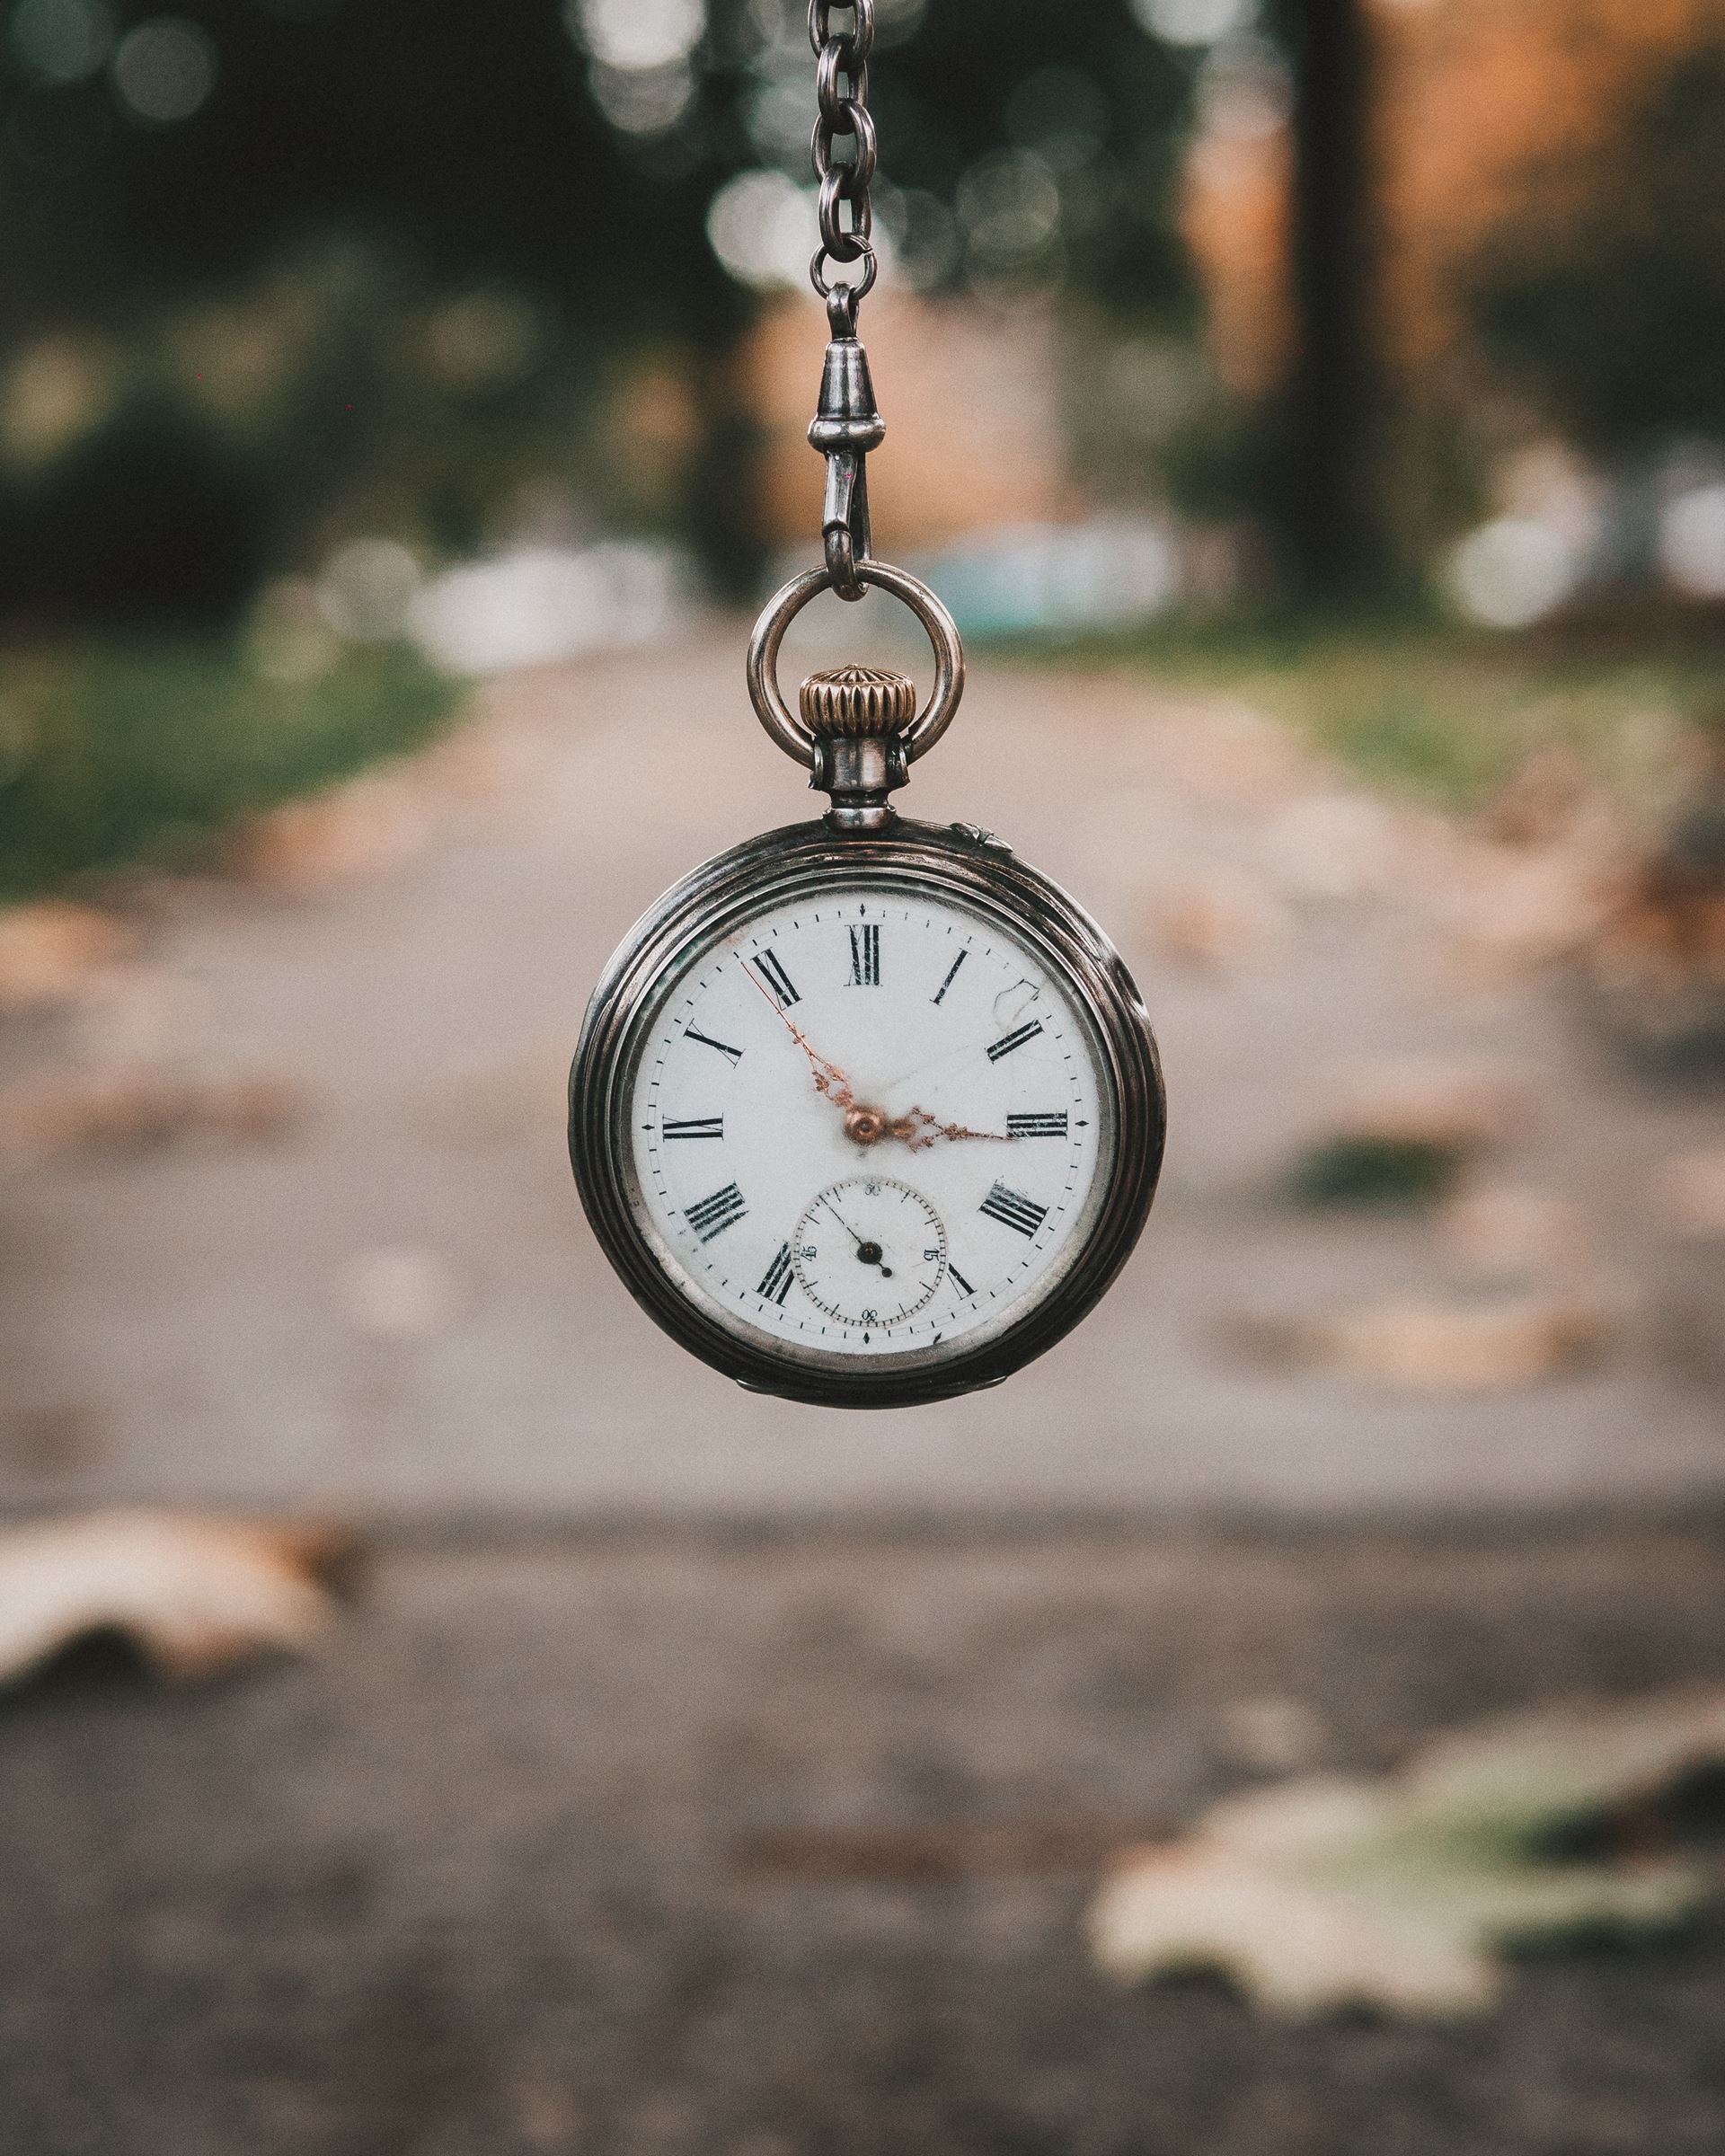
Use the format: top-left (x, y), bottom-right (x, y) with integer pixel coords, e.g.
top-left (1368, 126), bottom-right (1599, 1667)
top-left (799, 664), bottom-right (916, 740)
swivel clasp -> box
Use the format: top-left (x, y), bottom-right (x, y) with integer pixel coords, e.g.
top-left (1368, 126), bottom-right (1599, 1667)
top-left (807, 288), bottom-right (883, 602)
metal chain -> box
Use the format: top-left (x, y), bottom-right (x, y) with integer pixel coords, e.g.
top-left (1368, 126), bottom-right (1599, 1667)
top-left (808, 0), bottom-right (877, 312)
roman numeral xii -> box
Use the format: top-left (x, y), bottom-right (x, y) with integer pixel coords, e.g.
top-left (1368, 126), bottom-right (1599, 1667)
top-left (848, 923), bottom-right (880, 986)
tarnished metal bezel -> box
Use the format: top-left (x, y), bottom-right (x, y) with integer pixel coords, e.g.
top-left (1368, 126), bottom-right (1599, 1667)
top-left (570, 817), bottom-right (1165, 1409)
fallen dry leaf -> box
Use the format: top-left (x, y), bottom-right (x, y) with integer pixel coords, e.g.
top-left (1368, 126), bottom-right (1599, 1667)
top-left (1090, 1690), bottom-right (1725, 2019)
top-left (224, 767), bottom-right (433, 890)
top-left (1579, 782), bottom-right (1725, 1065)
top-left (1590, 855), bottom-right (1725, 995)
top-left (0, 1512), bottom-right (359, 1683)
top-left (1657, 1147), bottom-right (1725, 1238)
top-left (1480, 746), bottom-right (1594, 852)
top-left (0, 901), bottom-right (134, 1011)
top-left (1438, 1183), bottom-right (1585, 1281)
top-left (1330, 1061), bottom-right (1532, 1153)
top-left (0, 1067), bottom-right (306, 1156)
top-left (1146, 870), bottom-right (1289, 973)
top-left (1438, 844), bottom-right (1617, 985)
top-left (1238, 1291), bottom-right (1614, 1390)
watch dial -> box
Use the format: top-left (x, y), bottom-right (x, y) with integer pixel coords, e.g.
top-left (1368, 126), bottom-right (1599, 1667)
top-left (626, 884), bottom-right (1110, 1361)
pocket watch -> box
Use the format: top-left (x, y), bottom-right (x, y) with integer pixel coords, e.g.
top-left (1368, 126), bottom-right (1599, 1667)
top-left (568, 0), bottom-right (1164, 1409)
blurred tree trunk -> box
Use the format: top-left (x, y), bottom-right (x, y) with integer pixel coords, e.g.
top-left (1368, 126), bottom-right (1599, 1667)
top-left (1278, 0), bottom-right (1388, 600)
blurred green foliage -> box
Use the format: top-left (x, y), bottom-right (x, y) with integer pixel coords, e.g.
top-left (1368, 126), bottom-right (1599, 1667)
top-left (0, 639), bottom-right (455, 900)
top-left (0, 244), bottom-right (656, 627)
top-left (0, 0), bottom-right (1199, 617)
top-left (1028, 611), bottom-right (1721, 810)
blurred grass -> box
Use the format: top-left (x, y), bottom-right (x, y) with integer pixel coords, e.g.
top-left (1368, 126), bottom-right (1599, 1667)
top-left (5, 610), bottom-right (1720, 908)
top-left (0, 641), bottom-right (457, 902)
top-left (1014, 611), bottom-right (1725, 813)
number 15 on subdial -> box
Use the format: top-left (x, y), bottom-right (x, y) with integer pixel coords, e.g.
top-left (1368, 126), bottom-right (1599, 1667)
top-left (788, 1176), bottom-right (947, 1331)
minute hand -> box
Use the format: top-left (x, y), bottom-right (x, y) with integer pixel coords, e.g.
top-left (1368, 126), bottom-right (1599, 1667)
top-left (883, 1104), bottom-right (1008, 1151)
top-left (744, 961), bottom-right (856, 1111)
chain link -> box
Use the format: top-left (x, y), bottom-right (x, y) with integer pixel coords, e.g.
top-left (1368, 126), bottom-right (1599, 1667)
top-left (808, 0), bottom-right (877, 301)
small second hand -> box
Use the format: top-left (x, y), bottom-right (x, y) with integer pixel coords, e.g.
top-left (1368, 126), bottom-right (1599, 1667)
top-left (822, 1197), bottom-right (893, 1278)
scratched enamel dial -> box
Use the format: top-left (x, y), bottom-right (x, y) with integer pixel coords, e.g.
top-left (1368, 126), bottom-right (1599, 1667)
top-left (629, 887), bottom-right (1107, 1357)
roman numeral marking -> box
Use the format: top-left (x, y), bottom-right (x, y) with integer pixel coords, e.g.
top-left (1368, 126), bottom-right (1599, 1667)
top-left (685, 1026), bottom-right (742, 1065)
top-left (979, 1182), bottom-right (1048, 1239)
top-left (848, 923), bottom-right (880, 986)
top-left (685, 1182), bottom-right (747, 1243)
top-left (1007, 1112), bottom-right (1068, 1138)
top-left (662, 1116), bottom-right (723, 1141)
top-left (948, 1263), bottom-right (976, 1296)
top-left (932, 949), bottom-right (968, 1005)
top-left (986, 1020), bottom-right (1044, 1063)
top-left (748, 950), bottom-right (800, 1008)
top-left (756, 1242), bottom-right (794, 1304)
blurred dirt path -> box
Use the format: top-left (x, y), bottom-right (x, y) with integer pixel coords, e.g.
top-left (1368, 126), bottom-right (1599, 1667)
top-left (1, 631), bottom-right (1721, 1521)
top-left (3, 1518), bottom-right (1724, 2152)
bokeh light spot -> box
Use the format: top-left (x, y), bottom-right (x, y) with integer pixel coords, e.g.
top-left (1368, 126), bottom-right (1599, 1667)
top-left (1659, 484), bottom-right (1725, 599)
top-left (589, 60), bottom-right (697, 137)
top-left (1446, 518), bottom-right (1578, 630)
top-left (111, 17), bottom-right (216, 124)
top-left (314, 538), bottom-right (423, 644)
top-left (707, 168), bottom-right (815, 290)
top-left (567, 0), bottom-right (703, 75)
top-left (10, 0), bottom-right (113, 84)
top-left (956, 151), bottom-right (1062, 270)
top-left (1130, 0), bottom-right (1255, 48)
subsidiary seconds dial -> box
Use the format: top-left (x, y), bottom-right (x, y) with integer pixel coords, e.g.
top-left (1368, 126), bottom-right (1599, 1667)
top-left (794, 1176), bottom-right (947, 1328)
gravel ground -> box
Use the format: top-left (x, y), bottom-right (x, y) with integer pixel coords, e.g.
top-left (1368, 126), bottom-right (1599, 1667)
top-left (4, 1517), bottom-right (1724, 2156)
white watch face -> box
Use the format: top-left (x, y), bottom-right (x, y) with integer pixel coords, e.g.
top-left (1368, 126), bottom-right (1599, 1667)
top-left (625, 882), bottom-right (1110, 1363)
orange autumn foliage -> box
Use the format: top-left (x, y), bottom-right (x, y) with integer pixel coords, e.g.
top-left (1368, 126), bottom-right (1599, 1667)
top-left (1183, 0), bottom-right (1725, 396)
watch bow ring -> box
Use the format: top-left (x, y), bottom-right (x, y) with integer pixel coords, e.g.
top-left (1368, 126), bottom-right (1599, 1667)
top-left (745, 558), bottom-right (966, 784)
